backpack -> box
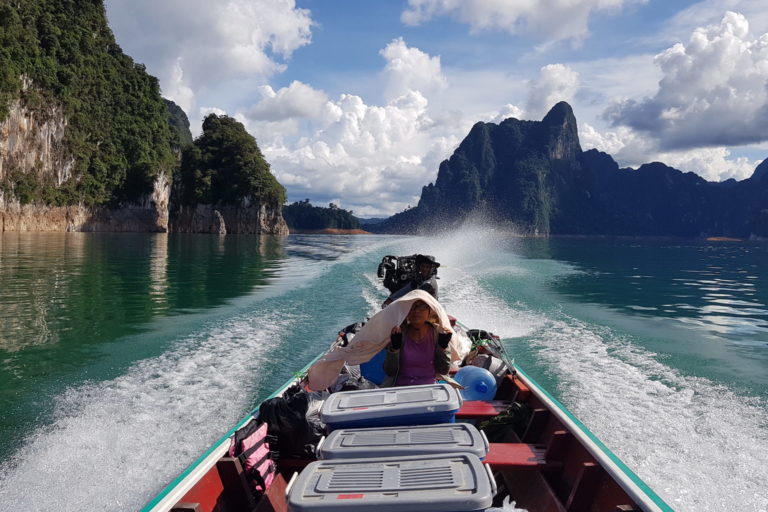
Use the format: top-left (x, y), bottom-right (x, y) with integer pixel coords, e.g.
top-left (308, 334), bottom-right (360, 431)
top-left (228, 419), bottom-right (277, 497)
top-left (258, 385), bottom-right (327, 459)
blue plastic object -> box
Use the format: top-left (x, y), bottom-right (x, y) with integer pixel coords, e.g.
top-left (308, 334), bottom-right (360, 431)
top-left (321, 384), bottom-right (461, 430)
top-left (454, 366), bottom-right (497, 401)
top-left (359, 348), bottom-right (388, 385)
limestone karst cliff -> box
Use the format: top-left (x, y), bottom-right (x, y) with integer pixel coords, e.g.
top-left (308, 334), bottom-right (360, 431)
top-left (0, 1), bottom-right (287, 235)
top-left (374, 102), bottom-right (768, 238)
top-left (169, 113), bottom-right (289, 235)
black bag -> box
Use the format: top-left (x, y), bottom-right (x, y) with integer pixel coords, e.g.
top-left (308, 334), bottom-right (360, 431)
top-left (329, 373), bottom-right (379, 392)
top-left (258, 385), bottom-right (327, 459)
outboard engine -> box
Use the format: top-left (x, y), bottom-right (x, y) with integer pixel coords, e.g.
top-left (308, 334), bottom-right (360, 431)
top-left (376, 254), bottom-right (438, 294)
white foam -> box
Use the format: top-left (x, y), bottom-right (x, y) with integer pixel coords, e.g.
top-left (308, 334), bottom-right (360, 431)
top-left (0, 309), bottom-right (300, 511)
top-left (528, 317), bottom-right (768, 512)
top-left (405, 225), bottom-right (768, 512)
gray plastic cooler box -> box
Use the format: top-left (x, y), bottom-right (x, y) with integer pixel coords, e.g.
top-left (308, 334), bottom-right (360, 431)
top-left (316, 423), bottom-right (489, 460)
top-left (285, 452), bottom-right (496, 512)
top-left (320, 383), bottom-right (463, 431)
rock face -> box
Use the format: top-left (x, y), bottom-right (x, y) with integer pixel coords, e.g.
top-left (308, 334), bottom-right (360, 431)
top-left (0, 3), bottom-right (289, 235)
top-left (377, 102), bottom-right (768, 238)
top-left (0, 95), bottom-right (74, 186)
top-left (0, 99), bottom-right (287, 234)
top-left (0, 172), bottom-right (171, 232)
top-left (171, 203), bottom-right (289, 235)
top-left (0, 97), bottom-right (171, 232)
top-left (384, 101), bottom-right (581, 235)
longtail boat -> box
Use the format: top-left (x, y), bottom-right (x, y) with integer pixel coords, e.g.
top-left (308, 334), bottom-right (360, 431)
top-left (142, 310), bottom-right (672, 512)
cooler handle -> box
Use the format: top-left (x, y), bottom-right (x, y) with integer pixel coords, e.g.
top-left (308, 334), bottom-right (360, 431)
top-left (315, 435), bottom-right (326, 458)
top-left (285, 471), bottom-right (299, 499)
top-left (453, 383), bottom-right (464, 407)
top-left (484, 462), bottom-right (497, 496)
top-left (480, 430), bottom-right (489, 454)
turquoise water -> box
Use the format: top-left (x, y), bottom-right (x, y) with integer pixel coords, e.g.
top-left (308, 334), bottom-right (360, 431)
top-left (0, 229), bottom-right (766, 511)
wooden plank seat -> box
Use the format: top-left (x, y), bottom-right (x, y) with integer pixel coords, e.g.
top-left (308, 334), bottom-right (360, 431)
top-left (455, 399), bottom-right (511, 419)
top-left (484, 443), bottom-right (562, 470)
top-left (454, 374), bottom-right (532, 420)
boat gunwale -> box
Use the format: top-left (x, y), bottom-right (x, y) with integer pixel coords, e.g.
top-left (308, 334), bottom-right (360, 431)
top-left (513, 364), bottom-right (673, 512)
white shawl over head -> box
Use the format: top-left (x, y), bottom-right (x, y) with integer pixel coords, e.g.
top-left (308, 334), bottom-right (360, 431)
top-left (307, 290), bottom-right (466, 390)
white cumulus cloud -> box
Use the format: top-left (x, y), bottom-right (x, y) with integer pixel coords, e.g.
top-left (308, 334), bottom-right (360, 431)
top-left (380, 37), bottom-right (448, 100)
top-left (165, 58), bottom-right (195, 115)
top-left (401, 0), bottom-right (646, 42)
top-left (251, 90), bottom-right (447, 217)
top-left (106, 0), bottom-right (313, 129)
top-left (606, 11), bottom-right (768, 150)
top-left (525, 64), bottom-right (580, 119)
top-left (248, 81), bottom-right (328, 122)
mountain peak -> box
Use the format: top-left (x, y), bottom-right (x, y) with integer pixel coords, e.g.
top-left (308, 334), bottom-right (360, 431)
top-left (541, 101), bottom-right (580, 160)
top-left (542, 101), bottom-right (575, 126)
top-left (751, 157), bottom-right (768, 181)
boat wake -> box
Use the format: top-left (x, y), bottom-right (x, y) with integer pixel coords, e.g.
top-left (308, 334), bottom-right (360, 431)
top-left (0, 308), bottom-right (301, 511)
top-left (0, 234), bottom-right (399, 512)
top-left (530, 318), bottom-right (768, 512)
top-left (408, 223), bottom-right (768, 512)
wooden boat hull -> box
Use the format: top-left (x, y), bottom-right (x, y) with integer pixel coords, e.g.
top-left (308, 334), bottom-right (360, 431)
top-left (144, 347), bottom-right (672, 512)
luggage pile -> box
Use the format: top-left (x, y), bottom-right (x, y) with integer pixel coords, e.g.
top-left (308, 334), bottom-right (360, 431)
top-left (285, 383), bottom-right (498, 512)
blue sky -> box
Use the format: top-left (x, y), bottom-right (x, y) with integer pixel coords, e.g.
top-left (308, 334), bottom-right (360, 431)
top-left (106, 0), bottom-right (768, 216)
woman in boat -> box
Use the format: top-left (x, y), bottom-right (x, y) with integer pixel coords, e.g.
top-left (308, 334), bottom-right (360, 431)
top-left (382, 299), bottom-right (452, 387)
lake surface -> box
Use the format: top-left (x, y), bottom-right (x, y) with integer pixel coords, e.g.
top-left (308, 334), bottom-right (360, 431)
top-left (0, 229), bottom-right (766, 511)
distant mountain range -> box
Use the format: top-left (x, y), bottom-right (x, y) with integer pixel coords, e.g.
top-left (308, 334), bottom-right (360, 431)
top-left (371, 102), bottom-right (768, 239)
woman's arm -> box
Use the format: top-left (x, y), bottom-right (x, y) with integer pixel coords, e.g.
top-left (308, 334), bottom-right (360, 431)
top-left (433, 325), bottom-right (451, 375)
top-left (434, 347), bottom-right (450, 375)
top-left (383, 326), bottom-right (402, 376)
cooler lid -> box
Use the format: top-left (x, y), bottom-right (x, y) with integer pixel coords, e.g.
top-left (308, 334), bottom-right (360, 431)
top-left (286, 453), bottom-right (496, 512)
top-left (317, 423), bottom-right (489, 460)
top-left (320, 384), bottom-right (462, 423)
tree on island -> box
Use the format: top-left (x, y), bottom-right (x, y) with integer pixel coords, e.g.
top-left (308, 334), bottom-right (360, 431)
top-left (178, 114), bottom-right (285, 208)
top-left (282, 199), bottom-right (360, 230)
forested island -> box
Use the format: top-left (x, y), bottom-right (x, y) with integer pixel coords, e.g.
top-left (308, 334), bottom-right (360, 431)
top-left (282, 200), bottom-right (366, 234)
top-left (0, 0), bottom-right (286, 234)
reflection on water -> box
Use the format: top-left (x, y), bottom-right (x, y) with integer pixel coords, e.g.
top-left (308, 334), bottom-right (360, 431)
top-left (514, 238), bottom-right (768, 393)
top-left (0, 234), bottom-right (289, 353)
top-left (527, 239), bottom-right (768, 343)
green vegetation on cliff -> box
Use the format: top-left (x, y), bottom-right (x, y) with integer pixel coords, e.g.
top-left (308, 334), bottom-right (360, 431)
top-left (164, 98), bottom-right (193, 151)
top-left (282, 199), bottom-right (360, 231)
top-left (179, 114), bottom-right (285, 207)
top-left (0, 0), bottom-right (175, 205)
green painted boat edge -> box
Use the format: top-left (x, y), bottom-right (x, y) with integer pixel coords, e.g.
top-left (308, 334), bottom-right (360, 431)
top-left (141, 354), bottom-right (322, 512)
top-left (514, 364), bottom-right (674, 512)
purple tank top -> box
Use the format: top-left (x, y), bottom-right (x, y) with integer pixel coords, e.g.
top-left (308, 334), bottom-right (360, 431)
top-left (395, 328), bottom-right (437, 387)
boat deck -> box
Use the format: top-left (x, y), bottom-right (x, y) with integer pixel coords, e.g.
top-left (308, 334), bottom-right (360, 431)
top-left (164, 371), bottom-right (667, 512)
